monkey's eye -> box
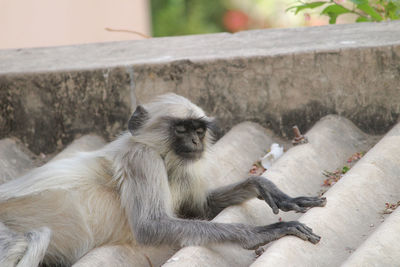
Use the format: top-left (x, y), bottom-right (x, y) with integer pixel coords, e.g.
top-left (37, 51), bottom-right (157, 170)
top-left (175, 125), bottom-right (187, 134)
top-left (196, 128), bottom-right (205, 136)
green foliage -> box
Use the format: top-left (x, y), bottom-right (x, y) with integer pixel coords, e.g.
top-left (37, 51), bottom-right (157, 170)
top-left (287, 1), bottom-right (328, 14)
top-left (150, 0), bottom-right (226, 37)
top-left (342, 165), bottom-right (350, 174)
top-left (322, 4), bottom-right (352, 23)
top-left (287, 0), bottom-right (400, 24)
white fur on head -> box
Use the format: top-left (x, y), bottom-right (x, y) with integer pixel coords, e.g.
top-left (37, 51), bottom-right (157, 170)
top-left (131, 93), bottom-right (214, 157)
top-left (144, 93), bottom-right (207, 121)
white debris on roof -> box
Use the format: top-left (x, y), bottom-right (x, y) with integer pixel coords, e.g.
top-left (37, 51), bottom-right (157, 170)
top-left (260, 143), bottom-right (284, 169)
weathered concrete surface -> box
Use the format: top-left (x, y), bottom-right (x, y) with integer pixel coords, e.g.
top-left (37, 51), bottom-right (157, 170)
top-left (0, 69), bottom-right (132, 154)
top-left (163, 115), bottom-right (377, 267)
top-left (251, 122), bottom-right (400, 267)
top-left (1, 21), bottom-right (400, 154)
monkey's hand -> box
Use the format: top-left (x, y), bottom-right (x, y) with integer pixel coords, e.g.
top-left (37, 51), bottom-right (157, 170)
top-left (253, 176), bottom-right (327, 214)
top-left (243, 221), bottom-right (321, 250)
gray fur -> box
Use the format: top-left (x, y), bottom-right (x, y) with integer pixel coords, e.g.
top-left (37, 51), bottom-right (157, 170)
top-left (0, 93), bottom-right (326, 266)
top-left (206, 176), bottom-right (327, 219)
top-left (0, 223), bottom-right (27, 267)
top-left (114, 93), bottom-right (326, 249)
top-left (128, 105), bottom-right (149, 135)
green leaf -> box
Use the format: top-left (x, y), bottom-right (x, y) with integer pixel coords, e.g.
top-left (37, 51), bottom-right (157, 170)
top-left (355, 16), bottom-right (370, 22)
top-left (357, 3), bottom-right (383, 21)
top-left (321, 4), bottom-right (351, 15)
top-left (286, 2), bottom-right (327, 14)
top-left (321, 4), bottom-right (351, 23)
top-left (328, 13), bottom-right (339, 23)
top-left (342, 166), bottom-right (350, 174)
top-left (386, 2), bottom-right (400, 19)
top-left (349, 0), bottom-right (368, 5)
top-left (390, 0), bottom-right (400, 6)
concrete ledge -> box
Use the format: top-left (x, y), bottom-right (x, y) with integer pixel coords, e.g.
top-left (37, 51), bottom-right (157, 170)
top-left (1, 22), bottom-right (400, 73)
top-left (1, 21), bottom-right (400, 154)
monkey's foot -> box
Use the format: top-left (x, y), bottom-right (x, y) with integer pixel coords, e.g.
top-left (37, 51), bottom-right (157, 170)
top-left (282, 196), bottom-right (327, 213)
top-left (277, 221), bottom-right (321, 244)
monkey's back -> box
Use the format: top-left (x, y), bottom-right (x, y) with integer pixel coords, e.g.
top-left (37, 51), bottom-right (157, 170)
top-left (0, 154), bottom-right (133, 265)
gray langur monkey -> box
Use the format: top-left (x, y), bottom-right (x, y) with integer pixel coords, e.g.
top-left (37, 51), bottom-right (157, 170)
top-left (0, 93), bottom-right (326, 266)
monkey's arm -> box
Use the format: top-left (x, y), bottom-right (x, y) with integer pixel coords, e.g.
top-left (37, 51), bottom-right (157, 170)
top-left (205, 176), bottom-right (326, 219)
top-left (116, 145), bottom-right (320, 249)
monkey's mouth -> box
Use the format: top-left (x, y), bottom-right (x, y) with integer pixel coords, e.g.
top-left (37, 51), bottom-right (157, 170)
top-left (176, 150), bottom-right (203, 160)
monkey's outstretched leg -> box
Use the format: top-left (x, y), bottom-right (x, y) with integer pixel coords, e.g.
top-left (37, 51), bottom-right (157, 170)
top-left (0, 223), bottom-right (51, 267)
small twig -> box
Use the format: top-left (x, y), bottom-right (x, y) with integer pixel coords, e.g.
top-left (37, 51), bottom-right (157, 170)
top-left (143, 253), bottom-right (154, 267)
top-left (105, 27), bottom-right (151, 39)
top-left (292, 125), bottom-right (308, 146)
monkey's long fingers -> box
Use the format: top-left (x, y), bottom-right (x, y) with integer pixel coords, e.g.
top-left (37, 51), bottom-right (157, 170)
top-left (293, 196), bottom-right (327, 207)
top-left (295, 224), bottom-right (321, 244)
top-left (299, 223), bottom-right (313, 234)
top-left (279, 201), bottom-right (308, 213)
top-left (284, 222), bottom-right (321, 244)
top-left (258, 189), bottom-right (279, 214)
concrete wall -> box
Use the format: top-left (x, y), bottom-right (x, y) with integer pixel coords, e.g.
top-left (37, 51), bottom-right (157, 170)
top-left (1, 21), bottom-right (399, 154)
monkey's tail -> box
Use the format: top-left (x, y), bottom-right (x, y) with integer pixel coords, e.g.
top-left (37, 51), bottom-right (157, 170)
top-left (17, 227), bottom-right (51, 267)
top-left (0, 223), bottom-right (51, 267)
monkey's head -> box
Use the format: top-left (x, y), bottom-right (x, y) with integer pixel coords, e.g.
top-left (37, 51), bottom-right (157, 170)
top-left (128, 93), bottom-right (217, 161)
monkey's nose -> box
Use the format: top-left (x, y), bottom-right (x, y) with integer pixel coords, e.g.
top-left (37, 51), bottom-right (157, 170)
top-left (192, 135), bottom-right (200, 145)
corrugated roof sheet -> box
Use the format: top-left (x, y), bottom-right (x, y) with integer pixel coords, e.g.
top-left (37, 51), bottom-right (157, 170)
top-left (1, 115), bottom-right (398, 266)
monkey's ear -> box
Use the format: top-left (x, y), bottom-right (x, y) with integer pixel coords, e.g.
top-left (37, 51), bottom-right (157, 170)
top-left (207, 118), bottom-right (222, 141)
top-left (128, 105), bottom-right (149, 135)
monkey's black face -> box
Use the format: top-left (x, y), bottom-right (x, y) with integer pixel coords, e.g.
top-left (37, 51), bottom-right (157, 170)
top-left (170, 119), bottom-right (208, 160)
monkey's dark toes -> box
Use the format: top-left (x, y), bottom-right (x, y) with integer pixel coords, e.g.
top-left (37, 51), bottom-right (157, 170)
top-left (279, 201), bottom-right (308, 213)
top-left (308, 233), bottom-right (321, 244)
top-left (292, 196), bottom-right (327, 208)
top-left (319, 197), bottom-right (327, 207)
top-left (295, 207), bottom-right (309, 213)
top-left (300, 224), bottom-right (313, 234)
top-left (301, 225), bottom-right (321, 244)
top-left (290, 222), bottom-right (321, 244)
